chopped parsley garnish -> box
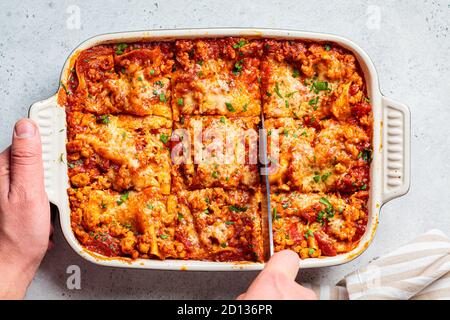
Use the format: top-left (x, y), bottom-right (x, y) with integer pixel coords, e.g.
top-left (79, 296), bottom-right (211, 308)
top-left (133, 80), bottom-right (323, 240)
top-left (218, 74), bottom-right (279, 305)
top-left (308, 248), bottom-right (316, 255)
top-left (147, 204), bottom-right (154, 209)
top-left (282, 202), bottom-right (289, 209)
top-left (229, 205), bottom-right (248, 212)
top-left (358, 148), bottom-right (372, 162)
top-left (154, 80), bottom-right (164, 87)
top-left (115, 43), bottom-right (128, 55)
top-left (61, 82), bottom-right (71, 95)
top-left (233, 40), bottom-right (246, 49)
top-left (313, 174), bottom-right (321, 183)
top-left (197, 60), bottom-right (203, 66)
top-left (274, 82), bottom-right (283, 98)
top-left (308, 96), bottom-right (320, 110)
top-left (160, 234), bottom-right (169, 239)
top-left (232, 60), bottom-right (244, 75)
top-left (273, 207), bottom-right (279, 220)
top-left (311, 81), bottom-right (331, 94)
top-left (137, 76), bottom-right (143, 81)
top-left (319, 197), bottom-right (333, 209)
top-left (150, 69), bottom-right (155, 75)
top-left (99, 114), bottom-right (110, 124)
top-left (178, 213), bottom-right (184, 221)
top-left (225, 221), bottom-right (235, 225)
top-left (220, 243), bottom-right (228, 248)
top-left (160, 134), bottom-right (169, 144)
top-left (361, 184), bottom-right (367, 190)
top-left (324, 44), bottom-right (331, 51)
top-left (220, 116), bottom-right (226, 123)
top-left (212, 171), bottom-right (219, 179)
top-left (177, 98), bottom-right (184, 106)
top-left (304, 229), bottom-right (314, 239)
top-left (117, 192), bottom-right (129, 205)
top-left (292, 69), bottom-right (300, 78)
top-left (322, 172), bottom-right (332, 181)
top-left (203, 208), bottom-right (210, 215)
top-left (225, 102), bottom-right (235, 112)
top-left (159, 93), bottom-right (167, 102)
top-left (242, 103), bottom-right (248, 112)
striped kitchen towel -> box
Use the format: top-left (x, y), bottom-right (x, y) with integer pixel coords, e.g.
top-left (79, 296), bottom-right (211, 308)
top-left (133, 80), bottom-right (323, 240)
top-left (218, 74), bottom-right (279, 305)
top-left (304, 229), bottom-right (450, 300)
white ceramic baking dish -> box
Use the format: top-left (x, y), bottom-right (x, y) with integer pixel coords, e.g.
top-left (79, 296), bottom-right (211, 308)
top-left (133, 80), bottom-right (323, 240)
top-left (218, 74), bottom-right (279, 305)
top-left (29, 28), bottom-right (410, 271)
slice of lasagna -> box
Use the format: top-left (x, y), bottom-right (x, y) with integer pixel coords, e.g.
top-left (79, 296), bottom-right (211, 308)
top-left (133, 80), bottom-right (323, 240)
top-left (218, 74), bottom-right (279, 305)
top-left (271, 191), bottom-right (368, 258)
top-left (265, 118), bottom-right (371, 193)
top-left (171, 38), bottom-right (262, 121)
top-left (69, 186), bottom-right (204, 260)
top-left (171, 116), bottom-right (261, 191)
top-left (66, 112), bottom-right (172, 194)
top-left (63, 43), bottom-right (174, 118)
top-left (175, 188), bottom-right (264, 262)
top-left (261, 40), bottom-right (369, 124)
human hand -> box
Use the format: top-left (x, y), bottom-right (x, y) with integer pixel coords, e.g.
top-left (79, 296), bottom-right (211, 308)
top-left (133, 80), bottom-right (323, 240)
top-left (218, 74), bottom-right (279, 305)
top-left (237, 250), bottom-right (317, 300)
top-left (0, 119), bottom-right (51, 299)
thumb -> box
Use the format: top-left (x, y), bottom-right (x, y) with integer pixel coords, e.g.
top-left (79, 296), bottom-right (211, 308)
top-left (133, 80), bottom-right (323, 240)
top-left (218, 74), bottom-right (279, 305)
top-left (260, 250), bottom-right (300, 280)
top-left (10, 119), bottom-right (44, 196)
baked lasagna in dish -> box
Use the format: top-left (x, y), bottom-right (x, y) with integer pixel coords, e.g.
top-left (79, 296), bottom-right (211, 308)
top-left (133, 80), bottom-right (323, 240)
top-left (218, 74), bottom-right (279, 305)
top-left (61, 37), bottom-right (372, 262)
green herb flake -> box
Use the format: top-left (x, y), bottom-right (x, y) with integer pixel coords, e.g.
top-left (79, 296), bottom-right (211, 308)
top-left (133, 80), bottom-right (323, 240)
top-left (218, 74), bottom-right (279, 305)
top-left (232, 60), bottom-right (244, 75)
top-left (292, 69), bottom-right (300, 78)
top-left (150, 69), bottom-right (155, 75)
top-left (319, 197), bottom-right (333, 209)
top-left (220, 116), bottom-right (226, 123)
top-left (160, 134), bottom-right (169, 144)
top-left (117, 192), bottom-right (129, 205)
top-left (313, 174), bottom-right (321, 183)
top-left (233, 40), bottom-right (246, 49)
top-left (160, 234), bottom-right (169, 239)
top-left (115, 43), bottom-right (128, 55)
top-left (321, 172), bottom-right (332, 182)
top-left (274, 82), bottom-right (283, 98)
top-left (177, 98), bottom-right (184, 106)
top-left (225, 221), bottom-right (235, 225)
top-left (225, 102), bottom-right (235, 112)
top-left (99, 114), bottom-right (110, 124)
top-left (324, 44), bottom-right (331, 51)
top-left (273, 207), bottom-right (279, 220)
top-left (304, 229), bottom-right (314, 239)
top-left (61, 82), bottom-right (71, 95)
top-left (229, 205), bottom-right (248, 212)
top-left (212, 171), bottom-right (219, 179)
top-left (159, 93), bottom-right (167, 102)
top-left (220, 243), bottom-right (228, 248)
top-left (308, 248), bottom-right (316, 255)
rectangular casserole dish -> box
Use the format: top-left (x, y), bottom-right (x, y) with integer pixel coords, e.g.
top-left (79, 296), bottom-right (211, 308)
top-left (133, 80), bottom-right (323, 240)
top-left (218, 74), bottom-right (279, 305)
top-left (29, 28), bottom-right (410, 271)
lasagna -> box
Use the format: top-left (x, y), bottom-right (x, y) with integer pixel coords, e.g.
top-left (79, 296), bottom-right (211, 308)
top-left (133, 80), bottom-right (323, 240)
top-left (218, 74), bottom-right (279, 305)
top-left (61, 37), bottom-right (372, 262)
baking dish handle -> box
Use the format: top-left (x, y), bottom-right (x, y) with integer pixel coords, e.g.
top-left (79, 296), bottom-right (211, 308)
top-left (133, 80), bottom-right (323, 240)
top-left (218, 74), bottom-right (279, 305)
top-left (381, 96), bottom-right (411, 204)
top-left (28, 94), bottom-right (66, 206)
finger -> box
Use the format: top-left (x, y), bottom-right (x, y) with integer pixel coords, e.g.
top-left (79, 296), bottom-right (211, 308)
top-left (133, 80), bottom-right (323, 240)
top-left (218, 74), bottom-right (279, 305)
top-left (0, 147), bottom-right (11, 196)
top-left (9, 119), bottom-right (44, 198)
top-left (261, 250), bottom-right (300, 281)
top-left (236, 293), bottom-right (246, 300)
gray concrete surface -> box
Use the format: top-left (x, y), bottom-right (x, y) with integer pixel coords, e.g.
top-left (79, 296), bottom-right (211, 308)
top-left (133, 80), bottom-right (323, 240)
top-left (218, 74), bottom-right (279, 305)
top-left (0, 0), bottom-right (449, 299)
